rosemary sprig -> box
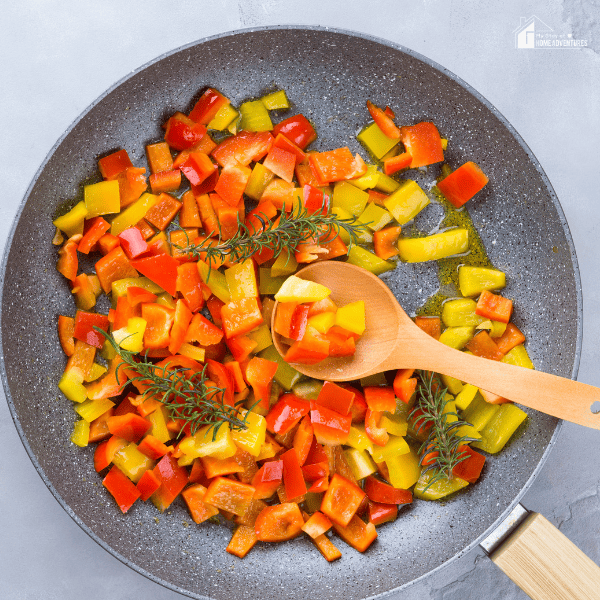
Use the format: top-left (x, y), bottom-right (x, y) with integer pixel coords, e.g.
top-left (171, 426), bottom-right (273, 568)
top-left (409, 371), bottom-right (478, 492)
top-left (100, 331), bottom-right (250, 439)
top-left (177, 202), bottom-right (366, 270)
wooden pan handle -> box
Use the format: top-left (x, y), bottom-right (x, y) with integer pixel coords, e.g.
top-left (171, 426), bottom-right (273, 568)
top-left (491, 512), bottom-right (600, 600)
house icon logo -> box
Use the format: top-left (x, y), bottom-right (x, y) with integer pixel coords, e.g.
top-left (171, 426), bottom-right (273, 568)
top-left (513, 16), bottom-right (553, 48)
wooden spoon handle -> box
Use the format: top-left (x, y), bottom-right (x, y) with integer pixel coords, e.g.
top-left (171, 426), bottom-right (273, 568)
top-left (491, 512), bottom-right (600, 600)
top-left (387, 337), bottom-right (600, 429)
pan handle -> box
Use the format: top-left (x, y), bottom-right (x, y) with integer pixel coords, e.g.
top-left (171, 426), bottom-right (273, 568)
top-left (488, 511), bottom-right (600, 600)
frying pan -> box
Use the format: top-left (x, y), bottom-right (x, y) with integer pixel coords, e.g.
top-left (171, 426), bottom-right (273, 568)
top-left (0, 27), bottom-right (582, 600)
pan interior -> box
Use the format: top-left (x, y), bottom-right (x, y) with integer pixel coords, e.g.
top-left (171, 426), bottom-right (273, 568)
top-left (0, 28), bottom-right (579, 600)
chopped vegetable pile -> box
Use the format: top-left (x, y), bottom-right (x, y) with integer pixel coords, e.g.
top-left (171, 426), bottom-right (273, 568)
top-left (53, 86), bottom-right (531, 560)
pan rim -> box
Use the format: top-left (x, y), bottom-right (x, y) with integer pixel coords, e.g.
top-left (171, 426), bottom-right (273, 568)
top-left (0, 24), bottom-right (581, 600)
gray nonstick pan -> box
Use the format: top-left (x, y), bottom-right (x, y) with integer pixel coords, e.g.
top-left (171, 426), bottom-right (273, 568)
top-left (0, 26), bottom-right (586, 600)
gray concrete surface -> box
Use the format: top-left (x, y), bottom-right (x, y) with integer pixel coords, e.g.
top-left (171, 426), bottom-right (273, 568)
top-left (1, 1), bottom-right (599, 599)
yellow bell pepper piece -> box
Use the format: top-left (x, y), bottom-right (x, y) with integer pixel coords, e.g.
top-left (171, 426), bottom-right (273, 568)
top-left (112, 442), bottom-right (154, 483)
top-left (350, 164), bottom-right (380, 190)
top-left (332, 206), bottom-right (372, 243)
top-left (472, 404), bottom-right (527, 454)
top-left (360, 372), bottom-right (387, 387)
top-left (476, 319), bottom-right (508, 338)
top-left (231, 410), bottom-right (266, 456)
top-left (84, 363), bottom-right (107, 383)
top-left (385, 446), bottom-right (421, 489)
top-left (53, 201), bottom-right (89, 237)
top-left (245, 162), bottom-right (275, 201)
top-left (332, 181), bottom-right (369, 216)
top-left (179, 424), bottom-right (237, 459)
top-left (75, 398), bottom-right (115, 422)
top-left (84, 180), bottom-right (120, 217)
top-left (307, 311), bottom-right (335, 335)
top-left (501, 345), bottom-right (535, 369)
top-left (414, 472), bottom-right (469, 500)
top-left (110, 192), bottom-right (159, 236)
top-left (380, 412), bottom-right (408, 437)
top-left (58, 367), bottom-right (87, 403)
top-left (178, 343), bottom-right (206, 363)
top-left (225, 259), bottom-right (258, 300)
top-left (256, 439), bottom-right (278, 461)
top-left (438, 326), bottom-right (475, 350)
top-left (292, 379), bottom-right (323, 401)
top-left (347, 245), bottom-right (395, 275)
top-left (344, 448), bottom-right (377, 480)
top-left (177, 453), bottom-right (196, 467)
top-left (260, 89), bottom-right (289, 110)
top-left (455, 384), bottom-right (479, 411)
top-left (442, 298), bottom-right (486, 327)
top-left (239, 100), bottom-right (273, 131)
top-left (398, 228), bottom-right (469, 263)
top-left (259, 346), bottom-right (303, 390)
top-left (384, 180), bottom-right (430, 225)
top-left (443, 400), bottom-right (481, 441)
top-left (375, 171), bottom-right (400, 194)
top-left (111, 276), bottom-right (163, 300)
top-left (208, 103), bottom-right (239, 131)
top-left (347, 424), bottom-right (374, 453)
top-left (274, 275), bottom-right (331, 303)
top-left (369, 435), bottom-right (410, 463)
top-left (462, 393), bottom-right (500, 432)
top-left (271, 248), bottom-right (297, 278)
top-left (155, 292), bottom-right (176, 309)
top-left (147, 405), bottom-right (171, 443)
top-left (458, 265), bottom-right (506, 297)
top-left (70, 419), bottom-right (90, 447)
top-left (258, 268), bottom-right (286, 295)
top-left (356, 202), bottom-right (393, 232)
top-left (247, 323), bottom-right (273, 353)
top-left (441, 373), bottom-right (464, 395)
top-left (357, 122), bottom-right (399, 159)
top-left (334, 301), bottom-right (365, 335)
top-left (197, 261), bottom-right (230, 303)
top-left (113, 317), bottom-right (146, 353)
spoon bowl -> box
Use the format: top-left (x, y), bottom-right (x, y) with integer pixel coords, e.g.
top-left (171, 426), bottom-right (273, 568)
top-left (272, 261), bottom-right (600, 430)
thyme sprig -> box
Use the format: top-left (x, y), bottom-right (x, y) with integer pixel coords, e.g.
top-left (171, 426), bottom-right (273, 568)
top-left (409, 371), bottom-right (478, 492)
top-left (100, 331), bottom-right (250, 439)
top-left (177, 202), bottom-right (367, 270)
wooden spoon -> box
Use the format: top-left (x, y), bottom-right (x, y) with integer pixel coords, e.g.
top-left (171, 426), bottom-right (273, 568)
top-left (271, 261), bottom-right (600, 430)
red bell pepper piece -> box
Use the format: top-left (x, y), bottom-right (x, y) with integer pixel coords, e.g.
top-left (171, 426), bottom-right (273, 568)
top-left (414, 316), bottom-right (441, 340)
top-left (73, 310), bottom-right (109, 349)
top-left (97, 233), bottom-right (120, 255)
top-left (281, 448), bottom-right (308, 501)
top-left (175, 262), bottom-right (205, 313)
top-left (331, 515), bottom-right (378, 552)
top-left (263, 146), bottom-right (296, 183)
top-left (204, 359), bottom-right (235, 407)
top-left (102, 465), bottom-right (141, 513)
top-left (305, 436), bottom-right (329, 465)
top-left (364, 408), bottom-right (389, 447)
top-left (164, 112), bottom-right (207, 151)
top-left (400, 122), bottom-right (444, 168)
top-left (272, 133), bottom-right (306, 163)
top-left (211, 130), bottom-right (273, 167)
top-left (115, 166), bottom-right (148, 209)
top-left (271, 114), bottom-right (317, 149)
top-left (151, 453), bottom-right (189, 512)
top-left (475, 290), bottom-right (513, 324)
top-left (320, 473), bottom-right (365, 527)
top-left (384, 152), bottom-right (412, 176)
top-left (188, 88), bottom-right (230, 124)
top-left (284, 341), bottom-right (328, 365)
top-left (78, 217), bottom-right (110, 254)
top-left (316, 381), bottom-right (355, 415)
top-left (86, 357), bottom-right (128, 400)
top-left (292, 415), bottom-right (314, 466)
top-left (95, 246), bottom-right (138, 293)
top-left (221, 297), bottom-right (263, 339)
top-left (107, 413), bottom-right (151, 443)
top-left (310, 402), bottom-right (352, 446)
top-left (126, 286), bottom-right (157, 307)
top-left (141, 303), bottom-right (175, 349)
top-left (252, 460), bottom-right (283, 500)
top-left (113, 296), bottom-right (140, 330)
top-left (204, 476), bottom-right (255, 517)
top-left (130, 254), bottom-right (179, 296)
top-left (185, 313), bottom-right (223, 345)
top-left (366, 100), bottom-right (401, 139)
top-left (393, 369), bottom-right (417, 404)
top-left (206, 295), bottom-right (225, 327)
top-left (437, 161), bottom-right (488, 208)
top-left (452, 445), bottom-right (486, 483)
top-left (200, 455), bottom-right (244, 479)
top-left (465, 330), bottom-right (504, 361)
top-left (289, 304), bottom-right (310, 341)
top-left (225, 335), bottom-right (257, 363)
top-left (273, 302), bottom-right (297, 338)
top-left (245, 357), bottom-right (278, 410)
top-left (301, 461), bottom-right (329, 482)
top-left (88, 408), bottom-right (114, 443)
top-left (136, 469), bottom-right (161, 501)
top-left (180, 152), bottom-right (218, 187)
top-left (117, 227), bottom-right (148, 259)
top-left (214, 162), bottom-right (252, 206)
top-left (367, 501), bottom-right (398, 525)
top-left (308, 476), bottom-right (329, 493)
top-left (224, 361), bottom-right (247, 393)
top-left (98, 149), bottom-right (133, 180)
top-left (309, 147), bottom-right (367, 183)
top-left (58, 315), bottom-right (75, 357)
top-left (94, 434), bottom-right (126, 472)
top-left (295, 159), bottom-right (320, 188)
top-left (137, 434), bottom-right (169, 460)
top-left (302, 185), bottom-right (329, 215)
top-left (246, 200), bottom-right (278, 234)
top-left (364, 475), bottom-right (413, 504)
top-left (495, 322), bottom-right (526, 355)
top-left (266, 393), bottom-right (311, 435)
top-left (364, 386), bottom-right (396, 413)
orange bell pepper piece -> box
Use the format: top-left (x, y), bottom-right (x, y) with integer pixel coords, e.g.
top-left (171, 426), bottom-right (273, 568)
top-left (373, 225), bottom-right (402, 260)
top-left (475, 290), bottom-right (513, 324)
top-left (465, 330), bottom-right (504, 361)
top-left (393, 368), bottom-right (417, 404)
top-left (221, 297), bottom-right (263, 339)
top-left (141, 303), bottom-right (175, 349)
top-left (245, 356), bottom-right (278, 410)
top-left (102, 465), bottom-right (141, 513)
top-left (495, 322), bottom-right (526, 354)
top-left (320, 473), bottom-right (365, 527)
top-left (437, 161), bottom-right (488, 208)
top-left (400, 121), bottom-right (444, 168)
top-left (98, 149), bottom-right (133, 179)
top-left (414, 316), bottom-right (441, 340)
top-left (254, 502), bottom-right (304, 542)
top-left (364, 386), bottom-right (396, 413)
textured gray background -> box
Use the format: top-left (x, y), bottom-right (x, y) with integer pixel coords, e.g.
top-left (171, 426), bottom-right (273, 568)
top-left (1, 1), bottom-right (599, 599)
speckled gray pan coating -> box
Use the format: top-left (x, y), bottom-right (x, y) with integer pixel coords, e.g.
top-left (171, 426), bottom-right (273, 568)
top-left (0, 26), bottom-right (581, 600)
